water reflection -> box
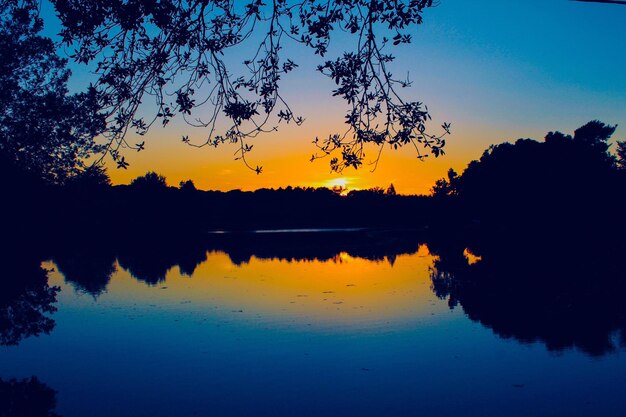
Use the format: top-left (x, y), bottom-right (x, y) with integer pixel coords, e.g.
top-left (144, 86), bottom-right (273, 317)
top-left (0, 376), bottom-right (59, 417)
top-left (0, 253), bottom-right (58, 346)
top-left (42, 229), bottom-right (626, 356)
top-left (430, 234), bottom-right (626, 356)
top-left (50, 246), bottom-right (439, 328)
top-left (53, 250), bottom-right (115, 297)
top-left (2, 230), bottom-right (626, 416)
top-left (2, 228), bottom-right (625, 357)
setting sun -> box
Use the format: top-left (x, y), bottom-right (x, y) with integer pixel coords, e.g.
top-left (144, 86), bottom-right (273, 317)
top-left (324, 178), bottom-right (348, 189)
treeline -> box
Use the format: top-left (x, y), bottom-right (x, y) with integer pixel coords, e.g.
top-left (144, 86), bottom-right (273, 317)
top-left (5, 167), bottom-right (442, 250)
top-left (6, 120), bottom-right (626, 248)
top-left (432, 120), bottom-right (626, 237)
top-left (3, 120), bottom-right (626, 357)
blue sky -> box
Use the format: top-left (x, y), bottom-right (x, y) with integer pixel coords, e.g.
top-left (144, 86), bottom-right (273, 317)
top-left (38, 0), bottom-right (626, 193)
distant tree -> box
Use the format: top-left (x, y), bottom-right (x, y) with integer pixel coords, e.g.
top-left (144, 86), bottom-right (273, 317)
top-left (367, 187), bottom-right (386, 195)
top-left (50, 0), bottom-right (449, 173)
top-left (385, 183), bottom-right (397, 196)
top-left (331, 185), bottom-right (348, 196)
top-left (431, 168), bottom-right (458, 198)
top-left (0, 0), bottom-right (105, 184)
top-left (572, 120), bottom-right (616, 163)
top-left (434, 121), bottom-right (621, 233)
top-left (444, 120), bottom-right (618, 197)
top-left (130, 171), bottom-right (168, 189)
top-left (179, 179), bottom-right (197, 192)
top-left (617, 141), bottom-right (626, 170)
top-left (64, 164), bottom-right (111, 190)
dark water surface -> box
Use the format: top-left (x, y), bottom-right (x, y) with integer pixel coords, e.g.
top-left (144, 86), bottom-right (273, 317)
top-left (1, 232), bottom-right (626, 416)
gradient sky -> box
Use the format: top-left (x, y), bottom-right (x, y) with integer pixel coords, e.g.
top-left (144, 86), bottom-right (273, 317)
top-left (42, 0), bottom-right (626, 194)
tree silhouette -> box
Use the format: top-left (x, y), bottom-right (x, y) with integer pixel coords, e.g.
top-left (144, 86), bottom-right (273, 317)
top-left (179, 179), bottom-right (197, 193)
top-left (432, 120), bottom-right (622, 231)
top-left (0, 0), bottom-right (105, 184)
top-left (63, 164), bottom-right (111, 191)
top-left (431, 168), bottom-right (458, 198)
top-left (49, 0), bottom-right (449, 173)
top-left (129, 171), bottom-right (168, 190)
top-left (617, 141), bottom-right (626, 170)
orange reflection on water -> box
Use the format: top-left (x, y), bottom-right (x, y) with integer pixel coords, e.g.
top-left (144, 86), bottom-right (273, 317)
top-left (48, 244), bottom-right (451, 330)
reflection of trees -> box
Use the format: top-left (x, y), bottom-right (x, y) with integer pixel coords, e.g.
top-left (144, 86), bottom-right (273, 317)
top-left (116, 237), bottom-right (208, 285)
top-left (51, 230), bottom-right (425, 293)
top-left (430, 235), bottom-right (626, 356)
top-left (205, 230), bottom-right (424, 266)
top-left (0, 376), bottom-right (60, 417)
top-left (53, 250), bottom-right (116, 297)
top-left (0, 256), bottom-right (58, 346)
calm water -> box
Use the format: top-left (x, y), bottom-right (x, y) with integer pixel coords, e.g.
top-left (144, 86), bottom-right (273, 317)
top-left (1, 239), bottom-right (626, 416)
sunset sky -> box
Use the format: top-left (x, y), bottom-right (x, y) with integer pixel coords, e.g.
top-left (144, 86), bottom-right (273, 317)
top-left (43, 0), bottom-right (626, 195)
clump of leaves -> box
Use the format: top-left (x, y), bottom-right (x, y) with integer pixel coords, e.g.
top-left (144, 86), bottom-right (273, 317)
top-left (52, 0), bottom-right (449, 172)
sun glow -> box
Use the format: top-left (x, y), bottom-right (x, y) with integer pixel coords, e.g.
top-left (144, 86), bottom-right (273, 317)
top-left (324, 178), bottom-right (348, 189)
top-left (320, 177), bottom-right (356, 196)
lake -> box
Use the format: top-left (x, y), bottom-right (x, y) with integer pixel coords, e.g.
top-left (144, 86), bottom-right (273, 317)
top-left (1, 231), bottom-right (625, 416)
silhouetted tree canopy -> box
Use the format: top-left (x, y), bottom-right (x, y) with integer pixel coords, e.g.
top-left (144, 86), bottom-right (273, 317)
top-left (617, 141), bottom-right (626, 170)
top-left (431, 167), bottom-right (458, 198)
top-left (179, 179), bottom-right (197, 192)
top-left (432, 120), bottom-right (624, 232)
top-left (129, 171), bottom-right (168, 189)
top-left (49, 0), bottom-right (449, 173)
top-left (0, 0), bottom-right (105, 184)
top-left (63, 164), bottom-right (111, 191)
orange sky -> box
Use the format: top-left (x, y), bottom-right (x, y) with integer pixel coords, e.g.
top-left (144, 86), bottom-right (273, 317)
top-left (98, 0), bottom-right (626, 195)
top-left (106, 107), bottom-right (475, 196)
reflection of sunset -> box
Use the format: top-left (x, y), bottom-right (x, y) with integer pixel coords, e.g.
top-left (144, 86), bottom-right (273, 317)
top-left (46, 245), bottom-right (449, 330)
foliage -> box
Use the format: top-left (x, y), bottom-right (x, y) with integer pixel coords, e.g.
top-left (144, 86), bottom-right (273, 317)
top-left (429, 120), bottom-right (625, 239)
top-left (51, 0), bottom-right (449, 172)
top-left (0, 0), bottom-right (105, 184)
top-left (617, 141), bottom-right (626, 170)
top-left (64, 164), bottom-right (111, 190)
top-left (433, 120), bottom-right (619, 198)
top-left (431, 168), bottom-right (458, 198)
top-left (130, 171), bottom-right (168, 189)
top-left (179, 179), bottom-right (197, 192)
